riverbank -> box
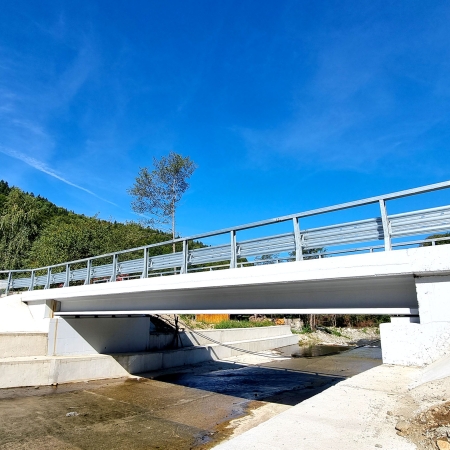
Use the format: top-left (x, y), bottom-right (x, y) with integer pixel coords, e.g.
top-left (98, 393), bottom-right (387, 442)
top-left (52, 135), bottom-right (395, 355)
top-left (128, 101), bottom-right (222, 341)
top-left (296, 326), bottom-right (380, 347)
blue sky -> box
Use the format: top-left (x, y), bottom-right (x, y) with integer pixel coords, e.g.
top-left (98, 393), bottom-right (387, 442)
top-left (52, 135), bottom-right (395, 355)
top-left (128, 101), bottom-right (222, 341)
top-left (1, 0), bottom-right (450, 240)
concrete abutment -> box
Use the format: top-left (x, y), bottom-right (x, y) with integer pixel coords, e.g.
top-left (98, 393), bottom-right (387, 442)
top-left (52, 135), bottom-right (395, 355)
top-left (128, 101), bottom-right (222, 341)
top-left (381, 274), bottom-right (450, 374)
top-left (0, 297), bottom-right (298, 388)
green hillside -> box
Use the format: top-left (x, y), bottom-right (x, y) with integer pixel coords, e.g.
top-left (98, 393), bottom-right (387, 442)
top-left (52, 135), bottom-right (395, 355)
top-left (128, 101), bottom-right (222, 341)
top-left (0, 180), bottom-right (175, 270)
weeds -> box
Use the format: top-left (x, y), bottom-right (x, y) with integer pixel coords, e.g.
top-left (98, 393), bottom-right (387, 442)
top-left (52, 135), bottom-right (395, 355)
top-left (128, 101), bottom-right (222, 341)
top-left (298, 324), bottom-right (313, 334)
top-left (214, 319), bottom-right (273, 329)
top-left (179, 315), bottom-right (210, 329)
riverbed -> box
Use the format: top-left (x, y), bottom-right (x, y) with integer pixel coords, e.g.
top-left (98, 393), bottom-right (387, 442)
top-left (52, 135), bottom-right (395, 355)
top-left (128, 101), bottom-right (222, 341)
top-left (0, 344), bottom-right (382, 449)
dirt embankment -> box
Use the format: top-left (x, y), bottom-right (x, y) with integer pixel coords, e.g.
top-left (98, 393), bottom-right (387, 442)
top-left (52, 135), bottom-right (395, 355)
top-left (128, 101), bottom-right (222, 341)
top-left (297, 327), bottom-right (380, 347)
top-left (387, 374), bottom-right (450, 450)
top-left (398, 402), bottom-right (450, 449)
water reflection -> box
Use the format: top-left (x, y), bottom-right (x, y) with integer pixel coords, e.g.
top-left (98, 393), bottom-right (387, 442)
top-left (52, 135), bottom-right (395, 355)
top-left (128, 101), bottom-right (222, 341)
top-left (279, 344), bottom-right (355, 358)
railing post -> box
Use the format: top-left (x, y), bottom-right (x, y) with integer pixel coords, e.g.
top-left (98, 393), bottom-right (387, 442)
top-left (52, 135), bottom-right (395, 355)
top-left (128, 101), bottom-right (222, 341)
top-left (110, 254), bottom-right (118, 282)
top-left (293, 217), bottom-right (303, 261)
top-left (64, 264), bottom-right (70, 287)
top-left (85, 259), bottom-right (92, 285)
top-left (230, 230), bottom-right (237, 269)
top-left (141, 248), bottom-right (148, 278)
top-left (181, 240), bottom-right (188, 274)
top-left (379, 199), bottom-right (392, 251)
top-left (29, 270), bottom-right (35, 291)
top-left (45, 267), bottom-right (51, 290)
top-left (5, 271), bottom-right (12, 295)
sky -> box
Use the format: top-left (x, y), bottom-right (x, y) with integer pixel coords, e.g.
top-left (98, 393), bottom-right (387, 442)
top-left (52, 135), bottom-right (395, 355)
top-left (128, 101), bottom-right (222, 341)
top-left (1, 0), bottom-right (450, 242)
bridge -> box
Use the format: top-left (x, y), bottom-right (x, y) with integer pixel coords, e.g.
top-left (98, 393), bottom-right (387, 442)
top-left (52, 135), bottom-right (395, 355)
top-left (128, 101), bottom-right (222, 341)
top-left (1, 180), bottom-right (450, 375)
top-left (1, 180), bottom-right (450, 311)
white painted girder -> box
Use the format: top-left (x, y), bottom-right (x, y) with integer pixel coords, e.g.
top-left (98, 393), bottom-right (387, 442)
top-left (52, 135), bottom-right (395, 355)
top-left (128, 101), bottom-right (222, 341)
top-left (20, 245), bottom-right (450, 315)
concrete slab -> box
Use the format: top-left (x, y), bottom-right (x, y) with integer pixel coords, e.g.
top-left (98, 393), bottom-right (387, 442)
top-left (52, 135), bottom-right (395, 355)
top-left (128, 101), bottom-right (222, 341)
top-left (213, 364), bottom-right (419, 450)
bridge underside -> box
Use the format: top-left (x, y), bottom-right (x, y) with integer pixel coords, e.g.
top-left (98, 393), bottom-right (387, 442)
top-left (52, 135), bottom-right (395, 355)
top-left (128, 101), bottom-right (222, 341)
top-left (49, 274), bottom-right (417, 316)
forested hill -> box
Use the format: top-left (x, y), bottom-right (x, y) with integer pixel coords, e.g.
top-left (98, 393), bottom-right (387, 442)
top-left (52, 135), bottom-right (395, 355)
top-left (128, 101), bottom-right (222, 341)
top-left (0, 180), bottom-right (174, 270)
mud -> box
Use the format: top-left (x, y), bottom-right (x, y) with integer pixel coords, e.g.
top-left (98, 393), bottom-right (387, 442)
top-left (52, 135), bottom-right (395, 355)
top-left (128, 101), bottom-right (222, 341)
top-left (0, 346), bottom-right (382, 449)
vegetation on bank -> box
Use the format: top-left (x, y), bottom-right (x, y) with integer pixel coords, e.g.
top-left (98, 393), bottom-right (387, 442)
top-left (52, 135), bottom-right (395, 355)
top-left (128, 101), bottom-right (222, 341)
top-left (213, 319), bottom-right (274, 329)
top-left (179, 313), bottom-right (390, 331)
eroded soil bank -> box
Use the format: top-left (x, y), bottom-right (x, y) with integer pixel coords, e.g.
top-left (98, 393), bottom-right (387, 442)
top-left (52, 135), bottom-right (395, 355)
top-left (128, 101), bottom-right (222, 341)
top-left (0, 346), bottom-right (381, 450)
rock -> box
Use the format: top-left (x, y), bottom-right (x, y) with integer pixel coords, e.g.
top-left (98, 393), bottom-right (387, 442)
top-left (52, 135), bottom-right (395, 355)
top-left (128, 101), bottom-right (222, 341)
top-left (66, 412), bottom-right (79, 417)
top-left (386, 411), bottom-right (393, 416)
top-left (434, 426), bottom-right (450, 437)
top-left (375, 444), bottom-right (383, 448)
top-left (395, 420), bottom-right (411, 433)
top-left (436, 440), bottom-right (450, 450)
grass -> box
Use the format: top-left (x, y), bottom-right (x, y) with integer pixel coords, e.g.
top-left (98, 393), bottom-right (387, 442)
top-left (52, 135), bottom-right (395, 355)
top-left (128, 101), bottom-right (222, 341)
top-left (214, 319), bottom-right (274, 329)
top-left (330, 328), bottom-right (345, 337)
top-left (292, 324), bottom-right (314, 334)
top-left (179, 315), bottom-right (210, 329)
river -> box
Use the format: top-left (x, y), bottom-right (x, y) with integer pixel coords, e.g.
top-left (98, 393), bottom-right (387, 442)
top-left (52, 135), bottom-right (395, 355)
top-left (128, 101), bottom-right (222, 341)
top-left (0, 344), bottom-right (382, 449)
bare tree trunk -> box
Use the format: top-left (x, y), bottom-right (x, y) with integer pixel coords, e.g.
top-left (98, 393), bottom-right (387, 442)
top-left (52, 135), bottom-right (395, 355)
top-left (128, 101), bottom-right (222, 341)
top-left (172, 196), bottom-right (176, 274)
top-left (309, 314), bottom-right (316, 330)
top-left (172, 187), bottom-right (176, 254)
top-left (172, 211), bottom-right (175, 253)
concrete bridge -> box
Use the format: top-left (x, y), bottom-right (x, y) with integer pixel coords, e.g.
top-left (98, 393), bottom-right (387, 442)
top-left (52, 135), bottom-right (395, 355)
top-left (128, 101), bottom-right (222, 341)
top-left (1, 180), bottom-right (450, 387)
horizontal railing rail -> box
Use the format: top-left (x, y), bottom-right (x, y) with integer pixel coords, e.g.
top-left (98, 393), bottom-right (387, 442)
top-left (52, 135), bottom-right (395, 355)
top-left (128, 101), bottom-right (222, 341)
top-left (1, 180), bottom-right (450, 295)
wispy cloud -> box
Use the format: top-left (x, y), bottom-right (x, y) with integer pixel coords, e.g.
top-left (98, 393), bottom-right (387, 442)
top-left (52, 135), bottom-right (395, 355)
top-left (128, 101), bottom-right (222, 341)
top-left (236, 7), bottom-right (450, 176)
top-left (0, 146), bottom-right (118, 207)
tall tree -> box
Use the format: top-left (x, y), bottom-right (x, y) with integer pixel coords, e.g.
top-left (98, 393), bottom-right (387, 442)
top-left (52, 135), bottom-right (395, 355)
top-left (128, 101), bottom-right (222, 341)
top-left (128, 152), bottom-right (197, 252)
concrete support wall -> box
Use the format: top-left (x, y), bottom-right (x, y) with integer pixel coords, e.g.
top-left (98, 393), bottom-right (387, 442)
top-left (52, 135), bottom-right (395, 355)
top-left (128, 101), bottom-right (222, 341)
top-left (181, 325), bottom-right (293, 347)
top-left (381, 322), bottom-right (450, 366)
top-left (0, 332), bottom-right (48, 358)
top-left (381, 274), bottom-right (450, 370)
top-left (47, 317), bottom-right (151, 356)
top-left (415, 275), bottom-right (450, 324)
top-left (0, 355), bottom-right (129, 389)
top-left (0, 296), bottom-right (50, 333)
top-left (114, 332), bottom-right (298, 374)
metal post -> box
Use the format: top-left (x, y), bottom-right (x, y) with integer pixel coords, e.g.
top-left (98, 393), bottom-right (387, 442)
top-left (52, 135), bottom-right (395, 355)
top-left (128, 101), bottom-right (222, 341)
top-left (85, 259), bottom-right (92, 285)
top-left (110, 254), bottom-right (117, 282)
top-left (181, 240), bottom-right (188, 274)
top-left (293, 217), bottom-right (303, 261)
top-left (64, 264), bottom-right (70, 287)
top-left (29, 270), bottom-right (35, 291)
top-left (230, 230), bottom-right (237, 269)
top-left (142, 248), bottom-right (148, 278)
top-left (5, 271), bottom-right (12, 295)
top-left (379, 199), bottom-right (392, 251)
top-left (45, 267), bottom-right (51, 290)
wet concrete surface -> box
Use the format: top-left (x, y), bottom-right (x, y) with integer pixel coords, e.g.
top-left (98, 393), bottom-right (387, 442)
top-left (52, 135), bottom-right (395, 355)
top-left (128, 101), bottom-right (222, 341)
top-left (0, 345), bottom-right (382, 450)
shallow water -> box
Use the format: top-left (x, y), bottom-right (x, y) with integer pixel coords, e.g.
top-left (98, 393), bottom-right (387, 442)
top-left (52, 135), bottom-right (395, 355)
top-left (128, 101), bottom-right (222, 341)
top-left (0, 346), bottom-right (382, 449)
top-left (280, 343), bottom-right (356, 358)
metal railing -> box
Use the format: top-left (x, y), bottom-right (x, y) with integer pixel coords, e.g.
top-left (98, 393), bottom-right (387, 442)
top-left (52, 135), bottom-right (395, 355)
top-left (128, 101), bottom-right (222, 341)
top-left (1, 180), bottom-right (450, 295)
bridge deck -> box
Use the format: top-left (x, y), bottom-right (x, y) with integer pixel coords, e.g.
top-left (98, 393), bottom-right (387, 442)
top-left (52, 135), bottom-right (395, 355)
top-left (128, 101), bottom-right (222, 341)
top-left (19, 245), bottom-right (450, 315)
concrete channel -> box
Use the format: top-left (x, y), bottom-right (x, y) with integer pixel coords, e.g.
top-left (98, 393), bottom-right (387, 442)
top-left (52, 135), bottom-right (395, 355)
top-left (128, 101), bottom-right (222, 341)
top-left (0, 343), bottom-right (383, 449)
